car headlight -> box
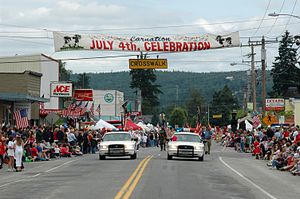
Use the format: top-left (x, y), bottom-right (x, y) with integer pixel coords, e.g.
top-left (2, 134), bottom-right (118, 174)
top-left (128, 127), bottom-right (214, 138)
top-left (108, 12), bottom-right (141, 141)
top-left (168, 145), bottom-right (177, 149)
top-left (125, 144), bottom-right (135, 149)
top-left (100, 145), bottom-right (108, 149)
top-left (195, 145), bottom-right (203, 150)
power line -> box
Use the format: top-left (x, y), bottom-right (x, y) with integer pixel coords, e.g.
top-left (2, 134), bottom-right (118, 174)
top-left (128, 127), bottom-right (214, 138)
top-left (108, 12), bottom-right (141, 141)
top-left (0, 16), bottom-right (290, 34)
top-left (252, 0), bottom-right (272, 36)
top-left (1, 20), bottom-right (299, 41)
top-left (265, 0), bottom-right (286, 35)
top-left (280, 0), bottom-right (298, 35)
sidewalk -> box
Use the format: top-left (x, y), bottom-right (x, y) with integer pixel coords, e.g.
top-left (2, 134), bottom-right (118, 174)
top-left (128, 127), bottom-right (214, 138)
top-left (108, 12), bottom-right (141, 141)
top-left (218, 144), bottom-right (300, 199)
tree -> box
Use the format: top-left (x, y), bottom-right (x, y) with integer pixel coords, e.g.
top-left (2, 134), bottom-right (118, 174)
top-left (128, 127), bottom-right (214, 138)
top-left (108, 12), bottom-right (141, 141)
top-left (130, 69), bottom-right (162, 114)
top-left (271, 31), bottom-right (300, 96)
top-left (74, 73), bottom-right (90, 89)
top-left (210, 85), bottom-right (239, 126)
top-left (59, 61), bottom-right (72, 81)
top-left (185, 88), bottom-right (204, 127)
top-left (169, 107), bottom-right (187, 127)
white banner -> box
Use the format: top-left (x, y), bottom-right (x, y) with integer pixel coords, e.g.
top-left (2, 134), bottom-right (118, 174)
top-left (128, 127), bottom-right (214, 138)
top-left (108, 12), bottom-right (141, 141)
top-left (53, 31), bottom-right (240, 52)
top-left (265, 98), bottom-right (285, 111)
top-left (50, 82), bottom-right (73, 97)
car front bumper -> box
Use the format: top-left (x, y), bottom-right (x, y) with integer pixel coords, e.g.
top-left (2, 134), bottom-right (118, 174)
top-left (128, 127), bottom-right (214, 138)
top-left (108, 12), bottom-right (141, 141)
top-left (99, 148), bottom-right (135, 156)
top-left (168, 148), bottom-right (204, 158)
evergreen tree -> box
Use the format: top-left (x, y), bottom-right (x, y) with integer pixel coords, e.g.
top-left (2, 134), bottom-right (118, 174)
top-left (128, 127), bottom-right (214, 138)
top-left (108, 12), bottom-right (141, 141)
top-left (130, 69), bottom-right (162, 114)
top-left (74, 73), bottom-right (90, 89)
top-left (59, 61), bottom-right (72, 81)
top-left (169, 107), bottom-right (187, 127)
top-left (271, 31), bottom-right (300, 96)
top-left (185, 88), bottom-right (204, 127)
top-left (210, 85), bottom-right (239, 126)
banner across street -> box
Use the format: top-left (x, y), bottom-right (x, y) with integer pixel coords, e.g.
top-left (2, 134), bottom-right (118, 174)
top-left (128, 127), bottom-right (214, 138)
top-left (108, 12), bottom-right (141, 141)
top-left (53, 31), bottom-right (240, 52)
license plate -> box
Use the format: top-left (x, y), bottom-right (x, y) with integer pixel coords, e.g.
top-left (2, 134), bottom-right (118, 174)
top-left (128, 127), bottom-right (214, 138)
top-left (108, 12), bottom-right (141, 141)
top-left (110, 149), bottom-right (123, 153)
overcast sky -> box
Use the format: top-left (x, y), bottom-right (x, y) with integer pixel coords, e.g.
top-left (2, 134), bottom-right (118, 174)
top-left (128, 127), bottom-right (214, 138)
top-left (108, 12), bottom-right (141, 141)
top-left (0, 0), bottom-right (299, 73)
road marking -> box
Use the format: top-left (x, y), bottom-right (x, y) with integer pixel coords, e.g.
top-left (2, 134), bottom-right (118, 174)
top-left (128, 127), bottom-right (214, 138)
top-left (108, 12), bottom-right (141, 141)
top-left (0, 158), bottom-right (80, 189)
top-left (123, 156), bottom-right (153, 199)
top-left (219, 157), bottom-right (277, 199)
top-left (0, 179), bottom-right (24, 188)
top-left (114, 155), bottom-right (151, 199)
top-left (45, 159), bottom-right (77, 173)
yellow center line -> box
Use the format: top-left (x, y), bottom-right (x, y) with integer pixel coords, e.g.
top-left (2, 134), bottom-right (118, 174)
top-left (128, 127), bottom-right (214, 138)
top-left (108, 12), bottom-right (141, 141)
top-left (122, 155), bottom-right (153, 199)
top-left (114, 155), bottom-right (150, 199)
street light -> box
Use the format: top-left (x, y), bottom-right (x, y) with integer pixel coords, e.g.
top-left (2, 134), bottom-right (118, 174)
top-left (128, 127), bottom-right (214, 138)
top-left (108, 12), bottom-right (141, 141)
top-left (268, 12), bottom-right (300, 19)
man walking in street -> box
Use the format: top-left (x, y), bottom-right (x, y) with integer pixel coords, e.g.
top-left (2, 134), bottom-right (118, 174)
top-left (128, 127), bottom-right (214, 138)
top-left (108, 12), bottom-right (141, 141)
top-left (159, 129), bottom-right (167, 151)
top-left (202, 126), bottom-right (213, 155)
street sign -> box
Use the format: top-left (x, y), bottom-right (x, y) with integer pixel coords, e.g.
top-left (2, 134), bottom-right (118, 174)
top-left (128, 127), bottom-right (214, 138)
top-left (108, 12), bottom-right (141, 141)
top-left (262, 114), bottom-right (276, 126)
top-left (213, 114), bottom-right (222, 119)
top-left (129, 59), bottom-right (168, 69)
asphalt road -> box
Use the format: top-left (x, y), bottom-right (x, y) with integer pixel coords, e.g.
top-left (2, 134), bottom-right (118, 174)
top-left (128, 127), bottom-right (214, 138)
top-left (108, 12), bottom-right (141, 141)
top-left (0, 143), bottom-right (299, 199)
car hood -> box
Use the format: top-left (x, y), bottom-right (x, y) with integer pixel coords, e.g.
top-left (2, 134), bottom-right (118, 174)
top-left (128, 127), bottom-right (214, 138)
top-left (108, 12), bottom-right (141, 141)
top-left (100, 141), bottom-right (135, 145)
top-left (168, 141), bottom-right (204, 147)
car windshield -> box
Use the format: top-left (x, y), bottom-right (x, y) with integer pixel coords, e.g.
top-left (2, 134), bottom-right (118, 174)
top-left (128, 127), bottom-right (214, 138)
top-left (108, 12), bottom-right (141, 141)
top-left (173, 134), bottom-right (201, 142)
top-left (103, 133), bottom-right (131, 141)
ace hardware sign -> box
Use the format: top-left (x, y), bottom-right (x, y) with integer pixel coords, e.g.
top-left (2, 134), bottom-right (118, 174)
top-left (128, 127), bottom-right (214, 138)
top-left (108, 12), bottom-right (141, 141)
top-left (50, 82), bottom-right (72, 97)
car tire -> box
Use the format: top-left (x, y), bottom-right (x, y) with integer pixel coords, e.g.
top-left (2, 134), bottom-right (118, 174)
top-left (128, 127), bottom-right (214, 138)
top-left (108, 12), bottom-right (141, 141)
top-left (131, 153), bottom-right (137, 159)
top-left (198, 155), bottom-right (204, 161)
top-left (167, 154), bottom-right (172, 160)
top-left (99, 155), bottom-right (105, 160)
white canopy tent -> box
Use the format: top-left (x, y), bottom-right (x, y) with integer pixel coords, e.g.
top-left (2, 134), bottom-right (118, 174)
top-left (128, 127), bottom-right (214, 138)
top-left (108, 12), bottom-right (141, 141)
top-left (90, 119), bottom-right (117, 130)
top-left (136, 122), bottom-right (151, 132)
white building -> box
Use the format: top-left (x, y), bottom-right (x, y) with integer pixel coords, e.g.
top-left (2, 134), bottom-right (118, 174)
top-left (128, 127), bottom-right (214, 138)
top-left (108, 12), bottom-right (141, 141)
top-left (93, 90), bottom-right (124, 120)
top-left (0, 54), bottom-right (60, 110)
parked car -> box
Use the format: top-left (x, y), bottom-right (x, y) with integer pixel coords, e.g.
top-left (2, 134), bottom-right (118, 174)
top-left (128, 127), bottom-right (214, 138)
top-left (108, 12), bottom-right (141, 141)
top-left (99, 132), bottom-right (137, 160)
top-left (167, 132), bottom-right (205, 161)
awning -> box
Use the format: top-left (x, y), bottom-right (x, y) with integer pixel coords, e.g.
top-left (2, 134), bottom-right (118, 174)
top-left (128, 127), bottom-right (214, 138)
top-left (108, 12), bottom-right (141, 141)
top-left (0, 93), bottom-right (49, 103)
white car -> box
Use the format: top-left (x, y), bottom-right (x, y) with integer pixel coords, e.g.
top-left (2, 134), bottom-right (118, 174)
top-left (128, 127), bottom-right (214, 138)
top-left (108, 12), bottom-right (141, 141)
top-left (99, 132), bottom-right (137, 160)
top-left (167, 132), bottom-right (205, 161)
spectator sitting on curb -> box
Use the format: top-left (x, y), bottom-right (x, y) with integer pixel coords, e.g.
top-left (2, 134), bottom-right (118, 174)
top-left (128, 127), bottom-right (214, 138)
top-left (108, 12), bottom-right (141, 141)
top-left (60, 144), bottom-right (72, 157)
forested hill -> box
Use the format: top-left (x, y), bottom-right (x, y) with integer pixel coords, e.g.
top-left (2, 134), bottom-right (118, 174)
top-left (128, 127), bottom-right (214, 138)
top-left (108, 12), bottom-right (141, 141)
top-left (71, 71), bottom-right (273, 109)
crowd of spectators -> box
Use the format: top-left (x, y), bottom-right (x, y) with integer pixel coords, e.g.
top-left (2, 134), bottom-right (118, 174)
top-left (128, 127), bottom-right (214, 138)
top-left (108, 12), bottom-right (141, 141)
top-left (218, 125), bottom-right (300, 176)
top-left (0, 125), bottom-right (103, 172)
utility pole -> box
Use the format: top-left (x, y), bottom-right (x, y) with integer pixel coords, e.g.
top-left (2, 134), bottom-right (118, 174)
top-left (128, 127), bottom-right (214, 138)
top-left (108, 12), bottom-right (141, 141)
top-left (261, 36), bottom-right (267, 116)
top-left (207, 104), bottom-right (210, 125)
top-left (251, 44), bottom-right (257, 112)
top-left (175, 85), bottom-right (179, 107)
top-left (243, 38), bottom-right (277, 113)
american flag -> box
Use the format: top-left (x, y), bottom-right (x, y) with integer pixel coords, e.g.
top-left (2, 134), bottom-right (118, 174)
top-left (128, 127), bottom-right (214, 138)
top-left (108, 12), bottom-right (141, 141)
top-left (95, 104), bottom-right (101, 116)
top-left (14, 109), bottom-right (29, 129)
top-left (90, 102), bottom-right (94, 115)
top-left (80, 102), bottom-right (89, 115)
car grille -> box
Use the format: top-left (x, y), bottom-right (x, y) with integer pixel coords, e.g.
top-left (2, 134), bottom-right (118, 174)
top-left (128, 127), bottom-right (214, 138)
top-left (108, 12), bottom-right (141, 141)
top-left (177, 145), bottom-right (194, 156)
top-left (108, 144), bottom-right (125, 154)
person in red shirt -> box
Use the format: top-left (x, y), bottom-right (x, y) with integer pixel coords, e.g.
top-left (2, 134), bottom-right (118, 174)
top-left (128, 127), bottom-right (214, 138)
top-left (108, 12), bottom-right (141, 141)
top-left (253, 138), bottom-right (261, 159)
top-left (60, 144), bottom-right (71, 157)
top-left (30, 143), bottom-right (45, 161)
top-left (0, 137), bottom-right (6, 169)
top-left (294, 133), bottom-right (300, 144)
top-left (283, 129), bottom-right (290, 139)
